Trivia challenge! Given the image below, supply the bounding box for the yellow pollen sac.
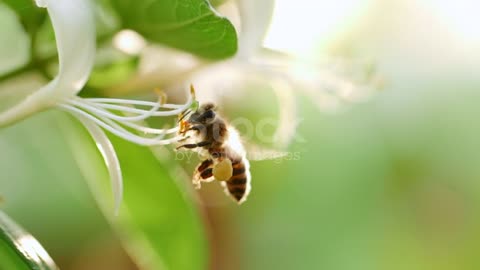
[213,159,233,181]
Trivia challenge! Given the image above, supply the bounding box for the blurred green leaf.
[3,0,46,34]
[60,113,209,270]
[88,55,139,89]
[111,0,237,59]
[0,210,58,270]
[0,4,30,75]
[0,111,112,256]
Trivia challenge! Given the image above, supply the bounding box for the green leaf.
[3,0,46,33]
[88,54,140,90]
[111,0,238,59]
[59,113,209,270]
[0,210,58,270]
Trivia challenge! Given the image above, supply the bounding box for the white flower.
[186,0,380,149]
[235,0,276,59]
[94,0,378,151]
[0,0,195,214]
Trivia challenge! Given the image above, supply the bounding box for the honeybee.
[177,101,251,204]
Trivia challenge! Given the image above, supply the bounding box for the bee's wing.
[244,142,289,161]
[227,125,288,161]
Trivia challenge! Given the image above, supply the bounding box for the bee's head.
[187,102,217,124]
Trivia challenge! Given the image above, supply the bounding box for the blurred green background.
[2,0,480,269]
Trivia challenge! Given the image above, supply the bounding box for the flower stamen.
[58,86,196,147]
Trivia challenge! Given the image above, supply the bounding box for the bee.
[177,101,251,204]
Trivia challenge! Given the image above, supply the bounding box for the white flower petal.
[74,113,123,216]
[0,0,95,127]
[236,0,276,58]
[38,0,95,96]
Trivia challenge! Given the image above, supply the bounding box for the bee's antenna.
[177,84,197,123]
[178,109,191,122]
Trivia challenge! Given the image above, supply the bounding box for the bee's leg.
[185,125,207,137]
[177,135,190,143]
[193,159,214,188]
[188,125,206,133]
[198,158,213,172]
[200,168,213,180]
[177,140,212,150]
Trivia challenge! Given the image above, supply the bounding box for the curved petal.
[73,113,123,215]
[37,0,96,96]
[236,0,276,58]
[0,0,95,127]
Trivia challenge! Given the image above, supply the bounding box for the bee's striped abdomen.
[225,159,250,203]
